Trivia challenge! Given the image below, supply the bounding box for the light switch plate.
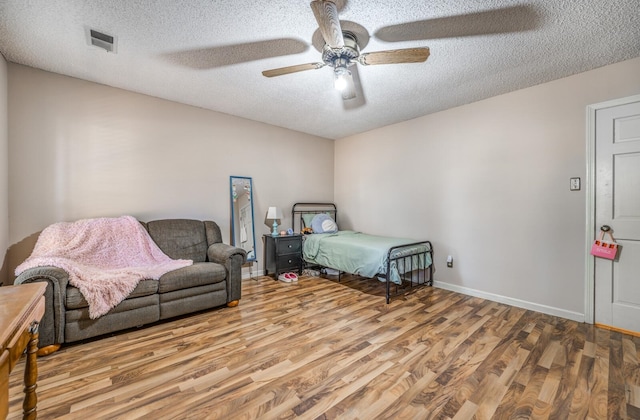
[570,177,581,191]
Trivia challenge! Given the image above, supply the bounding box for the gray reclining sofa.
[14,218,246,354]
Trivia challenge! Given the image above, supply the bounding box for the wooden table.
[0,283,47,420]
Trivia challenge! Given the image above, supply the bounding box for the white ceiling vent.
[86,28,117,53]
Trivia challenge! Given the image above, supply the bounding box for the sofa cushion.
[66,278,159,310]
[146,219,207,262]
[157,262,226,293]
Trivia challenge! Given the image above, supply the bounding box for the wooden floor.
[7,275,640,419]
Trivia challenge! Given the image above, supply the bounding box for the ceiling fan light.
[334,66,351,91]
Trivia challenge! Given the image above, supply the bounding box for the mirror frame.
[230,176,257,262]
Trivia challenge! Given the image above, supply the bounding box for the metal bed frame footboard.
[382,240,434,304]
[292,203,434,304]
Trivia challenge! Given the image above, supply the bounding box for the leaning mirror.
[230,176,256,262]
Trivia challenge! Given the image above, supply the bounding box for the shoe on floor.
[278,273,293,282]
[287,272,298,282]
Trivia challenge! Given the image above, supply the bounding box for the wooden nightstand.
[263,234,303,278]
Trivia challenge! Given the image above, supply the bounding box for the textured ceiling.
[0,0,639,139]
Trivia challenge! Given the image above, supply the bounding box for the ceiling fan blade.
[358,47,430,66]
[262,62,326,78]
[310,0,344,49]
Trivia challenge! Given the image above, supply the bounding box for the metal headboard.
[291,202,337,233]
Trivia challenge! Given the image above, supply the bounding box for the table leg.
[22,321,39,420]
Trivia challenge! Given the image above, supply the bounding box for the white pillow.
[311,213,338,233]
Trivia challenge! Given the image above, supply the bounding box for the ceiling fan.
[261,0,430,100]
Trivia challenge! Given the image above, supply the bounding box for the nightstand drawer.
[276,237,302,254]
[277,254,302,270]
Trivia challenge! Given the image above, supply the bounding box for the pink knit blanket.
[15,215,193,319]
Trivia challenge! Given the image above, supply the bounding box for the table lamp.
[265,206,283,237]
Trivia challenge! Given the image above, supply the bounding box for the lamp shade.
[264,206,283,227]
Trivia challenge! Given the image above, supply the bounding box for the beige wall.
[5,64,334,284]
[335,57,640,321]
[0,54,7,284]
[5,57,640,319]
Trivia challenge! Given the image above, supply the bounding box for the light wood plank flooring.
[7,275,640,419]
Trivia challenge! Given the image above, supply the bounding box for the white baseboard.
[433,281,585,323]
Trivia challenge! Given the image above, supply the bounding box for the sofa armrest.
[207,244,247,303]
[14,266,69,348]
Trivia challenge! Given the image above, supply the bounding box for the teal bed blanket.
[302,230,432,284]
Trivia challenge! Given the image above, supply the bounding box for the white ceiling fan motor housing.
[322,31,360,68]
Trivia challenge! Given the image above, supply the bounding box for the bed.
[292,203,434,303]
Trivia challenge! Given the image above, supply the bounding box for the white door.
[593,97,640,333]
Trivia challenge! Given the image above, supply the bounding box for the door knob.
[600,225,611,232]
